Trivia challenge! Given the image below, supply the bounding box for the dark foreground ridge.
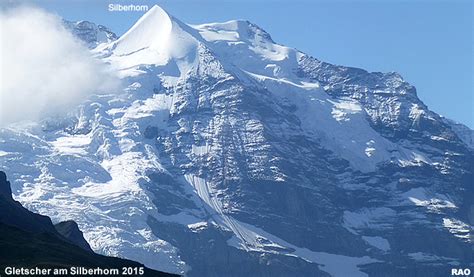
[0,171,178,277]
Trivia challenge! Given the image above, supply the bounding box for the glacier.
[0,5,473,277]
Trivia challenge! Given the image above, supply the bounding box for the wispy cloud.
[0,6,120,127]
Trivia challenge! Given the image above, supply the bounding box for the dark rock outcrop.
[0,171,12,199]
[55,220,94,252]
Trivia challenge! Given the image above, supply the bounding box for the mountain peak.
[112,5,173,55]
[104,4,199,71]
[148,4,169,16]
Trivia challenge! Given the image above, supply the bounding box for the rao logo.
[452,268,472,276]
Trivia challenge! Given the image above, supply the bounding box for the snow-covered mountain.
[1,5,472,276]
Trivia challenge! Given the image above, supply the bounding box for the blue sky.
[7,0,474,128]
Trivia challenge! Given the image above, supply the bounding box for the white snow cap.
[104,5,198,69]
[113,5,173,55]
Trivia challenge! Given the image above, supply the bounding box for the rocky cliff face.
[0,5,472,277]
